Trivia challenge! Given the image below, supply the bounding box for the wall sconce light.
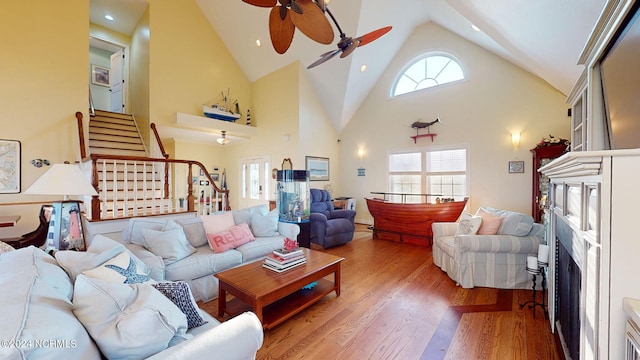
[511,132,521,150]
[358,147,365,161]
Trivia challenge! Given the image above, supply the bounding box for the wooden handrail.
[76,112,87,159]
[150,123,169,159]
[88,154,231,219]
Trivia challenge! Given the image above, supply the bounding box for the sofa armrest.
[147,312,264,360]
[329,209,356,222]
[432,222,458,239]
[277,222,301,240]
[455,234,543,254]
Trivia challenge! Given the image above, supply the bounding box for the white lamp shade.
[23,164,98,198]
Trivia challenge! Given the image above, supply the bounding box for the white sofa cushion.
[165,246,243,281]
[142,227,197,265]
[56,235,152,283]
[73,275,189,359]
[0,247,101,360]
[176,217,209,247]
[250,208,279,236]
[479,207,534,236]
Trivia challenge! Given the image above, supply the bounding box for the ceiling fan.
[242,0,333,54]
[242,0,391,68]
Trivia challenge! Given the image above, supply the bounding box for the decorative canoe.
[365,197,468,247]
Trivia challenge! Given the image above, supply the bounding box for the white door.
[239,156,272,209]
[109,49,124,113]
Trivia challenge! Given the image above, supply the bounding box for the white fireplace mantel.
[541,149,640,360]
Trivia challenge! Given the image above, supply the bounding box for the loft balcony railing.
[76,111,229,221]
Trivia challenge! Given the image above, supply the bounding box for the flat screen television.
[600,2,640,150]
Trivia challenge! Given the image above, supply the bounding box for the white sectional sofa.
[84,204,300,302]
[0,245,264,360]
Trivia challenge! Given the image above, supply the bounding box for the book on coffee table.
[273,247,304,258]
[263,257,307,273]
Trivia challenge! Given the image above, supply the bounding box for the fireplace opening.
[555,216,582,360]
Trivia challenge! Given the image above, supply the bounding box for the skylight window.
[391,53,465,97]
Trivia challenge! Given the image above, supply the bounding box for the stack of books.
[263,247,306,273]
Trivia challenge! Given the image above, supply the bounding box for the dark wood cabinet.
[531,144,567,223]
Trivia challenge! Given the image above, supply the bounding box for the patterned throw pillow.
[455,213,483,236]
[152,281,207,329]
[0,241,15,254]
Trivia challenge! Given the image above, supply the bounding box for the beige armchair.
[432,207,545,289]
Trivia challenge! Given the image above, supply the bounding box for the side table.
[297,220,310,248]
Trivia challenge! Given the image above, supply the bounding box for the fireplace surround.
[541,150,640,359]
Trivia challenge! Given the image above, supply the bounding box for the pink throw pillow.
[200,212,235,234]
[475,208,503,235]
[206,223,255,253]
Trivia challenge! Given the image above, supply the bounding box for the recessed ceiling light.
[471,24,480,32]
[105,14,114,21]
[256,39,262,47]
[360,65,367,72]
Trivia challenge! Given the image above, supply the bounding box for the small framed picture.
[508,160,525,174]
[306,156,329,181]
[91,64,110,87]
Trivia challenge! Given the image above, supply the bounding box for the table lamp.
[23,163,98,251]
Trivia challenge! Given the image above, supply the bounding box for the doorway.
[239,155,273,209]
[89,37,128,113]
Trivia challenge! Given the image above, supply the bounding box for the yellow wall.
[148,0,251,128]
[130,7,151,151]
[339,22,570,223]
[0,0,89,236]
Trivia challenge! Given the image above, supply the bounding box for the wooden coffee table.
[215,248,344,329]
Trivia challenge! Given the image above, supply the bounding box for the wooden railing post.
[76,112,87,159]
[187,164,195,212]
[90,157,100,220]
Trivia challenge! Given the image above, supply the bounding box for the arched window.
[391,53,465,96]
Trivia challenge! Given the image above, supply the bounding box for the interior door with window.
[239,156,271,209]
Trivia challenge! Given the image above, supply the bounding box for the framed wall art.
[508,160,525,174]
[306,156,329,181]
[91,64,110,87]
[0,139,21,193]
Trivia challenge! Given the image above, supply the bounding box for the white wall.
[338,22,570,224]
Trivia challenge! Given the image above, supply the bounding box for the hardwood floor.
[199,224,561,360]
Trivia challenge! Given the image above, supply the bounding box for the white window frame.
[387,145,469,203]
[390,51,466,98]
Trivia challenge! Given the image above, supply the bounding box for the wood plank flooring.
[199,224,561,360]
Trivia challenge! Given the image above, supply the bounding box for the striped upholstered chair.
[432,207,545,289]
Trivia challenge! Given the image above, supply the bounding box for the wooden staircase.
[89,109,147,157]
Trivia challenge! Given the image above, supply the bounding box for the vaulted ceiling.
[90,0,607,132]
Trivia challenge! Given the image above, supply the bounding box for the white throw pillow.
[73,275,189,359]
[82,251,151,284]
[142,227,197,265]
[55,235,127,282]
[250,208,279,237]
[123,218,168,245]
[455,213,483,236]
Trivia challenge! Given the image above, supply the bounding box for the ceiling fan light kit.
[242,0,391,68]
[217,130,231,145]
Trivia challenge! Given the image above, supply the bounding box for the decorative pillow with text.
[206,222,255,253]
[455,213,483,236]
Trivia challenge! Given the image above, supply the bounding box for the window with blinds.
[388,148,467,203]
